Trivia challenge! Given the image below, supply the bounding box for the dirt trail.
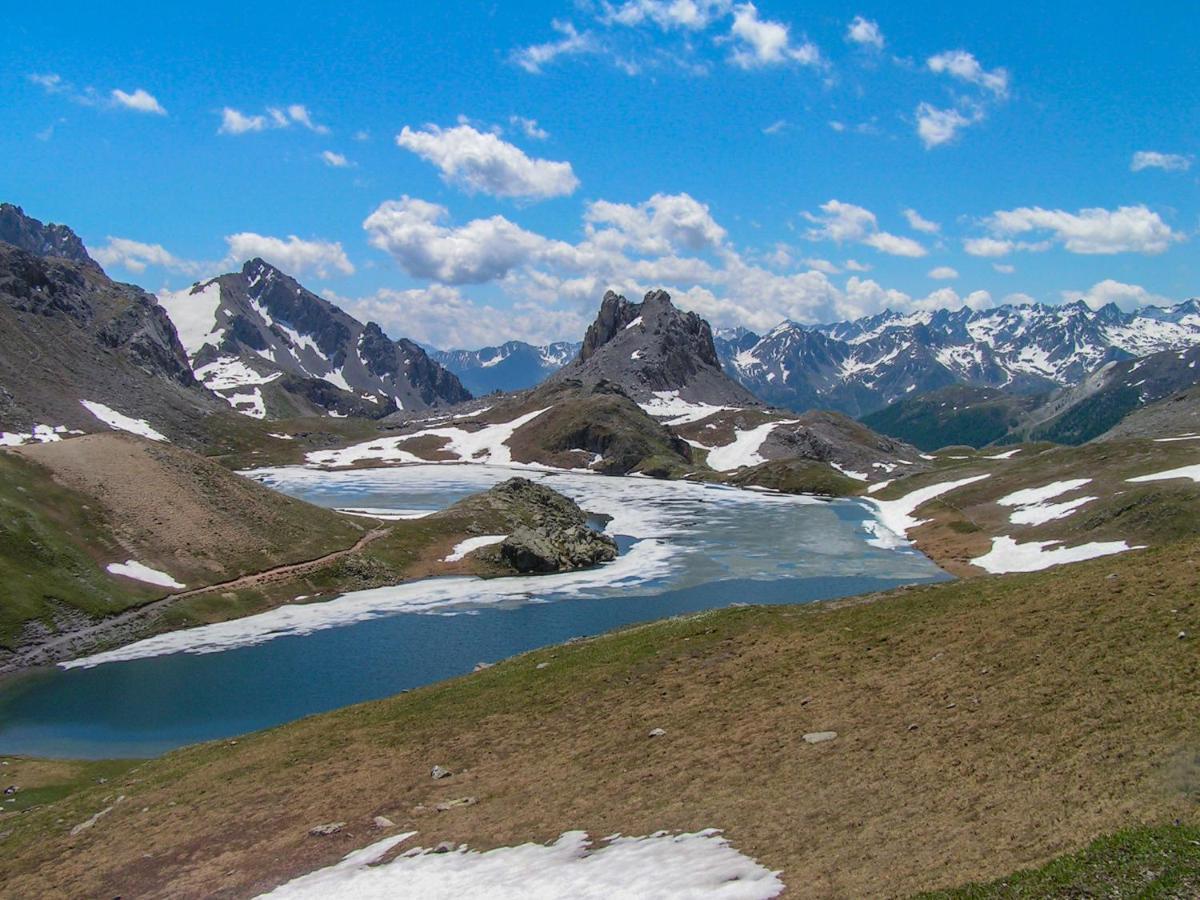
[0,527,390,675]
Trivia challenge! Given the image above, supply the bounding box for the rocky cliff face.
[0,203,99,270]
[158,259,471,419]
[554,289,759,407]
[0,209,221,446]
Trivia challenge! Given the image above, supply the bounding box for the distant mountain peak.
[715,298,1200,417]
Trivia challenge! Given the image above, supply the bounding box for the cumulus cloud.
[927,50,1009,97]
[986,204,1181,255]
[1065,279,1174,311]
[397,123,579,200]
[903,208,940,234]
[928,266,958,280]
[224,233,353,278]
[336,284,591,350]
[803,200,926,257]
[363,197,560,284]
[585,192,726,253]
[511,20,594,74]
[845,15,883,49]
[320,150,351,167]
[91,238,200,274]
[218,104,328,136]
[963,237,1014,257]
[728,3,819,69]
[915,102,980,148]
[1130,151,1192,173]
[111,88,166,115]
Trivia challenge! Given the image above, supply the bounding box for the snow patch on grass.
[443,534,507,562]
[997,478,1096,526]
[706,420,799,472]
[638,391,733,426]
[105,560,185,589]
[1128,464,1200,484]
[864,474,991,548]
[80,401,168,442]
[0,424,80,446]
[256,829,783,900]
[973,536,1141,574]
[306,409,551,468]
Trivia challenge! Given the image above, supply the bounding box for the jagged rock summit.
[159,258,471,419]
[554,289,759,407]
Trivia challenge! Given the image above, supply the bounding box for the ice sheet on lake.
[256,829,783,900]
[64,464,923,669]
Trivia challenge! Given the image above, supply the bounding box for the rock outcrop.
[553,289,759,407]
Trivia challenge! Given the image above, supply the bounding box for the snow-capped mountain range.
[714,300,1200,417]
[159,259,470,419]
[431,340,581,396]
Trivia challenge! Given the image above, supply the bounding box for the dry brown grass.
[2,538,1197,898]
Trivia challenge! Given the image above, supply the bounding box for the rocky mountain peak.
[0,203,99,270]
[557,289,758,406]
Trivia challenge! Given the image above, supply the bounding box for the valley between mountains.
[1,203,1199,897]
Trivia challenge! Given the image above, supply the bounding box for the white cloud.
[509,115,549,140]
[219,108,269,135]
[845,15,883,49]
[928,266,959,280]
[90,238,200,274]
[987,204,1181,255]
[963,237,1014,257]
[336,284,591,350]
[585,192,726,253]
[728,3,819,69]
[397,123,579,200]
[1065,279,1173,311]
[1130,151,1192,173]
[286,104,329,134]
[903,208,940,234]
[802,200,926,257]
[927,50,1009,97]
[224,233,354,278]
[843,259,870,272]
[218,104,328,135]
[762,119,787,135]
[915,102,979,148]
[364,197,557,284]
[321,150,351,167]
[512,20,594,74]
[862,232,927,257]
[802,257,840,275]
[993,263,1015,274]
[111,88,166,115]
[600,0,731,30]
[28,72,68,94]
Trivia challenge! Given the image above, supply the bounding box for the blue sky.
[2,0,1196,348]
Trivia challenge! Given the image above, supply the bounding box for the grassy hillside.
[861,385,1043,451]
[871,438,1200,576]
[0,434,364,652]
[2,539,1196,897]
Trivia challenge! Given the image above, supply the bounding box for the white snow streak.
[864,474,991,548]
[973,536,1140,574]
[443,534,507,562]
[256,829,783,900]
[705,420,798,471]
[105,560,185,589]
[79,401,168,442]
[1128,464,1200,484]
